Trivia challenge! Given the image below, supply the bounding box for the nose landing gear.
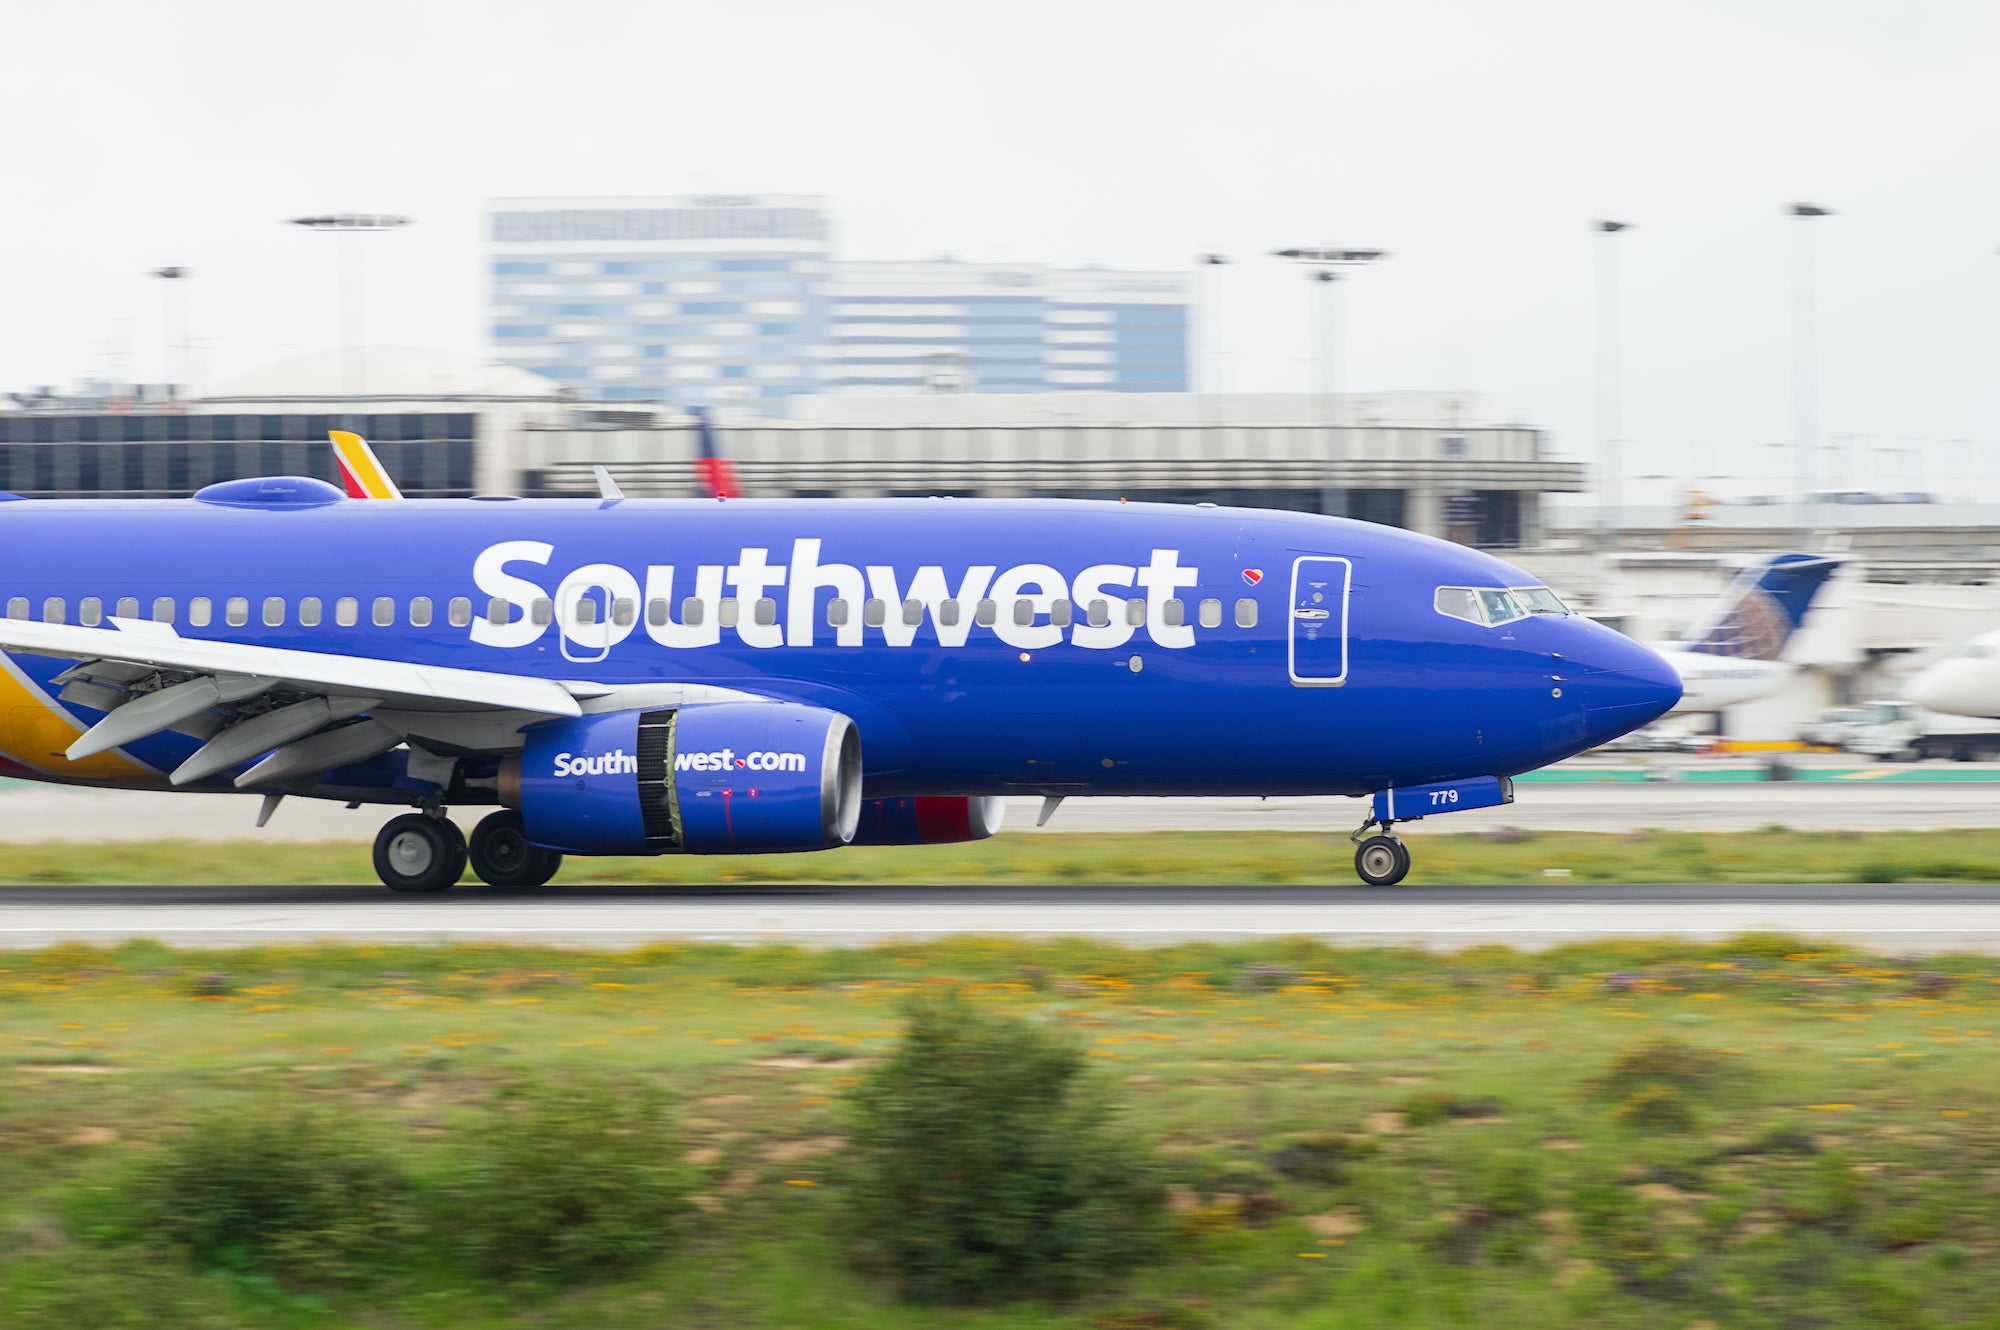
[1350,824,1411,887]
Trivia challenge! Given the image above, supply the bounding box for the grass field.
[3,935,1999,1327]
[6,826,2000,886]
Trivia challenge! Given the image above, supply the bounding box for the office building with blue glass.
[828,260,1188,396]
[487,197,1188,411]
[487,195,833,411]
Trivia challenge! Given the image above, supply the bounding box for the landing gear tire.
[469,810,563,888]
[374,813,466,893]
[1353,834,1411,887]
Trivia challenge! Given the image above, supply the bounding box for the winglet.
[591,465,625,501]
[329,431,403,500]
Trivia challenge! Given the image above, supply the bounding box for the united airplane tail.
[1679,552,1840,661]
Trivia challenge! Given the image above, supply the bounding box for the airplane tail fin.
[329,431,403,500]
[689,408,739,499]
[1683,552,1840,660]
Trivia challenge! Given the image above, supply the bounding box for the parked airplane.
[1906,630,2000,722]
[1655,553,1841,712]
[0,461,1679,889]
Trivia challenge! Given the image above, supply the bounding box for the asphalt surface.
[4,881,1999,951]
[5,779,2000,841]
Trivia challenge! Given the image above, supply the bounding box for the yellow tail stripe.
[329,431,400,500]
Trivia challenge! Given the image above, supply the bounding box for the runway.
[3,773,2000,843]
[3,881,1999,952]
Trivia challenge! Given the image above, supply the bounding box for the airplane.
[1653,553,1841,713]
[0,452,1681,890]
[1906,629,2000,720]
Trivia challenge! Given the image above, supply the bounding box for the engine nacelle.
[850,796,1008,846]
[511,702,862,855]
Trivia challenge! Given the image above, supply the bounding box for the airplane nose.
[1576,630,1683,746]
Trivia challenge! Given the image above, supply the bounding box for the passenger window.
[679,597,703,625]
[755,598,778,626]
[1087,599,1110,629]
[975,599,998,627]
[410,597,433,627]
[4,598,23,620]
[301,597,323,627]
[939,598,961,627]
[336,597,359,627]
[263,596,285,627]
[116,597,138,619]
[573,598,597,626]
[152,597,174,625]
[42,598,64,624]
[1125,598,1146,626]
[1199,598,1222,629]
[1051,598,1073,628]
[1433,587,1482,626]
[717,598,740,627]
[190,597,212,627]
[448,596,472,628]
[863,598,886,628]
[80,597,102,627]
[901,598,923,627]
[1235,598,1258,628]
[225,597,248,627]
[1163,598,1185,627]
[373,597,394,627]
[611,597,636,627]
[530,598,552,626]
[648,597,669,627]
[827,598,849,627]
[488,597,511,627]
[1013,599,1034,627]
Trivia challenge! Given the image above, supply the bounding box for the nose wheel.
[1352,828,1411,887]
[374,813,467,893]
[469,810,564,888]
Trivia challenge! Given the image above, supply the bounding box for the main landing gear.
[371,810,563,892]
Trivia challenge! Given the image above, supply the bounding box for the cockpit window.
[1434,587,1483,625]
[1477,589,1528,625]
[1435,586,1532,627]
[1511,586,1571,616]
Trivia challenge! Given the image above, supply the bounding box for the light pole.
[1594,220,1630,546]
[150,266,190,396]
[1789,203,1833,546]
[1194,253,1230,394]
[1273,247,1388,519]
[287,213,412,399]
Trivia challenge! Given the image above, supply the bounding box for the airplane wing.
[330,430,403,499]
[0,617,581,789]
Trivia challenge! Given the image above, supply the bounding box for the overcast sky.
[4,0,1997,494]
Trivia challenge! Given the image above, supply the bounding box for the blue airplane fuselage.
[0,494,1679,800]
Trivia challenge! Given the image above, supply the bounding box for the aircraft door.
[1288,556,1351,686]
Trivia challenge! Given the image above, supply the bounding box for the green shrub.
[1587,1038,1747,1131]
[846,993,1165,1304]
[127,1105,416,1286]
[436,1074,687,1284]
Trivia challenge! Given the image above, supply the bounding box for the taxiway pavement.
[1,881,1996,952]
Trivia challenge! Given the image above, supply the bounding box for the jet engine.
[850,795,1008,845]
[506,702,862,855]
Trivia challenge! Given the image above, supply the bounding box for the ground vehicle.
[1839,702,2000,762]
[1797,705,1873,749]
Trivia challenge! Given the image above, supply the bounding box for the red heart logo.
[1241,569,1264,586]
